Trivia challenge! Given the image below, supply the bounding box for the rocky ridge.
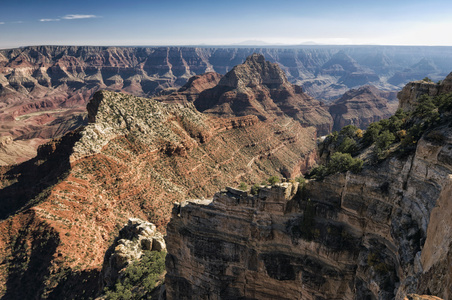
[0,84,318,298]
[329,85,398,131]
[2,45,450,164]
[165,78,452,299]
[192,54,333,135]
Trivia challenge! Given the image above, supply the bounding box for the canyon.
[0,50,451,299]
[0,56,324,299]
[1,45,451,164]
[165,75,452,299]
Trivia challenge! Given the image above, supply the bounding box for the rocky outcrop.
[156,72,223,104]
[398,72,452,111]
[165,79,452,299]
[0,87,318,298]
[101,218,165,288]
[329,85,397,131]
[166,122,452,299]
[193,54,333,135]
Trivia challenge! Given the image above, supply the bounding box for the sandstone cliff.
[166,124,452,299]
[165,78,452,299]
[398,72,452,111]
[0,88,317,298]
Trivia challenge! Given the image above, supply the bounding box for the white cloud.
[39,18,61,22]
[12,21,23,24]
[0,22,4,25]
[62,14,99,20]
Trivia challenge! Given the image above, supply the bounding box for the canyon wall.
[1,45,451,164]
[0,87,318,298]
[165,76,452,299]
[165,124,452,299]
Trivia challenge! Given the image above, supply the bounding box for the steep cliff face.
[193,54,333,135]
[165,79,452,299]
[165,126,452,299]
[0,88,318,298]
[398,72,452,111]
[329,85,397,131]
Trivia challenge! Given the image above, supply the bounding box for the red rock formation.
[2,46,450,164]
[0,90,317,298]
[193,54,333,135]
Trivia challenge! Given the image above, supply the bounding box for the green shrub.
[268,176,280,185]
[328,152,363,174]
[104,250,166,300]
[307,152,363,180]
[336,136,358,154]
[375,130,395,151]
[250,184,260,195]
[238,182,248,191]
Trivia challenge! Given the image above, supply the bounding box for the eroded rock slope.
[2,45,451,164]
[0,87,317,298]
[165,79,452,299]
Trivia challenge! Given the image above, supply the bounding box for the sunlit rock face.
[165,77,452,300]
[2,45,451,163]
[0,87,318,298]
[166,125,452,299]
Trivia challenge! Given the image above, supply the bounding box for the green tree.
[238,182,248,191]
[104,251,166,300]
[336,136,358,154]
[250,184,260,195]
[375,130,396,150]
[327,152,363,174]
[363,122,382,146]
[339,125,359,138]
[268,175,280,185]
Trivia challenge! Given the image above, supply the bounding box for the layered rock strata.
[329,85,397,131]
[2,45,450,164]
[398,72,452,111]
[0,89,317,298]
[166,123,452,299]
[165,79,452,299]
[193,54,333,135]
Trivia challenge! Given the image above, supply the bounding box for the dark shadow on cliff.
[46,269,101,300]
[2,217,60,300]
[0,129,83,220]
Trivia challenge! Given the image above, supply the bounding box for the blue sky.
[0,0,451,48]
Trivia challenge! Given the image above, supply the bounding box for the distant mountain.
[1,45,452,163]
[193,54,332,134]
[329,85,396,131]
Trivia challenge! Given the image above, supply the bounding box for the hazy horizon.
[1,0,451,49]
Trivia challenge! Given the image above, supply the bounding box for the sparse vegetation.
[268,175,280,185]
[104,250,166,300]
[308,91,452,180]
[250,184,260,195]
[238,182,248,191]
